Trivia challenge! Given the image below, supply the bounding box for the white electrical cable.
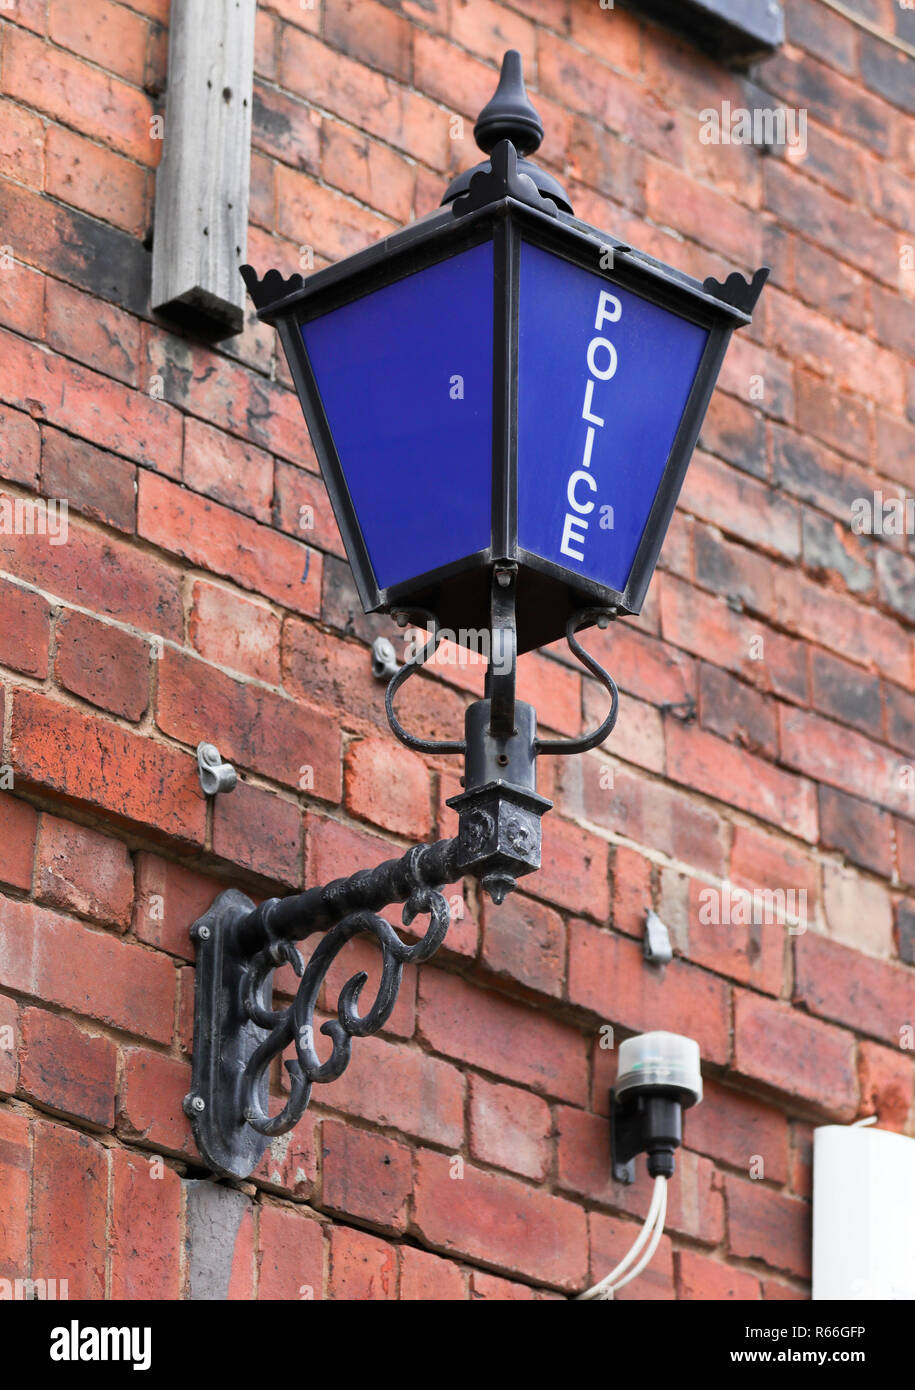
[575,1175,668,1301]
[609,1179,668,1294]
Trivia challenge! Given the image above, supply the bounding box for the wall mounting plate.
[185,889,272,1179]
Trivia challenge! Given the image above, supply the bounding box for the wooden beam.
[151,0,256,337]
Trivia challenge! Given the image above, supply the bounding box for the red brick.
[280,29,449,170]
[685,877,786,996]
[400,1245,466,1301]
[0,793,38,893]
[35,812,134,928]
[110,1147,182,1299]
[182,415,274,525]
[32,1119,107,1298]
[763,1278,808,1299]
[781,705,909,818]
[189,579,282,684]
[0,405,41,487]
[0,329,181,476]
[668,718,818,843]
[698,663,778,758]
[899,818,915,889]
[0,995,17,1096]
[273,459,344,559]
[611,845,654,938]
[276,164,396,262]
[587,1211,675,1300]
[0,493,183,643]
[32,904,176,1042]
[321,118,416,222]
[857,1041,913,1132]
[118,1046,194,1156]
[257,1204,325,1300]
[0,581,50,679]
[321,1118,412,1232]
[414,1148,588,1291]
[726,1175,811,1280]
[0,96,44,188]
[527,815,610,920]
[734,989,857,1118]
[45,276,141,386]
[325,1031,465,1148]
[419,968,588,1104]
[470,1269,552,1299]
[775,569,911,688]
[795,932,915,1049]
[345,736,432,840]
[54,610,150,721]
[133,853,224,960]
[568,922,731,1065]
[158,648,341,801]
[138,471,322,619]
[11,689,205,843]
[0,1108,30,1278]
[681,452,801,560]
[730,823,821,914]
[822,861,893,957]
[480,891,565,998]
[571,758,728,877]
[328,1224,396,1300]
[676,1249,760,1301]
[40,427,137,532]
[469,1075,552,1181]
[3,25,155,164]
[685,1078,789,1184]
[45,123,148,237]
[213,781,302,887]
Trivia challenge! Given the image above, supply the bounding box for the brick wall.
[0,0,913,1301]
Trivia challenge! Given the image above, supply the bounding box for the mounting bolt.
[197,741,237,797]
[184,1093,206,1115]
[197,924,211,941]
[371,635,400,681]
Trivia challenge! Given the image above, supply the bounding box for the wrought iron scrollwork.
[239,886,450,1139]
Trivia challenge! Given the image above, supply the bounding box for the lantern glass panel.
[516,241,709,595]
[301,240,495,592]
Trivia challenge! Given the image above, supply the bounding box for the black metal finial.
[474,50,544,157]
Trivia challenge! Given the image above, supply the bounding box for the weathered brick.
[795,932,915,1049]
[419,967,589,1104]
[11,689,205,843]
[400,1245,466,1300]
[45,277,141,387]
[734,989,857,1118]
[823,861,893,957]
[213,780,302,886]
[780,705,910,817]
[0,1108,30,1278]
[0,581,50,679]
[344,735,432,841]
[157,647,341,801]
[698,662,777,758]
[189,579,282,685]
[327,1224,396,1300]
[685,877,785,996]
[32,1119,107,1298]
[0,995,17,1096]
[55,610,150,722]
[40,426,138,531]
[726,1175,811,1280]
[480,890,565,997]
[119,1046,194,1156]
[139,471,322,619]
[321,1118,412,1232]
[685,1078,789,1184]
[0,405,41,487]
[0,794,38,893]
[183,415,274,525]
[414,1147,587,1291]
[469,1075,552,1181]
[257,1203,324,1300]
[568,920,731,1065]
[676,1249,760,1300]
[36,812,134,928]
[818,785,894,880]
[325,1030,465,1148]
[110,1148,182,1299]
[33,903,176,1042]
[133,853,224,960]
[858,1040,913,1132]
[46,123,148,237]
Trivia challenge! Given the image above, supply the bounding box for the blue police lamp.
[181,52,766,1181]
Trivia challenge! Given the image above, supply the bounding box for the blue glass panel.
[303,243,494,592]
[517,242,708,595]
